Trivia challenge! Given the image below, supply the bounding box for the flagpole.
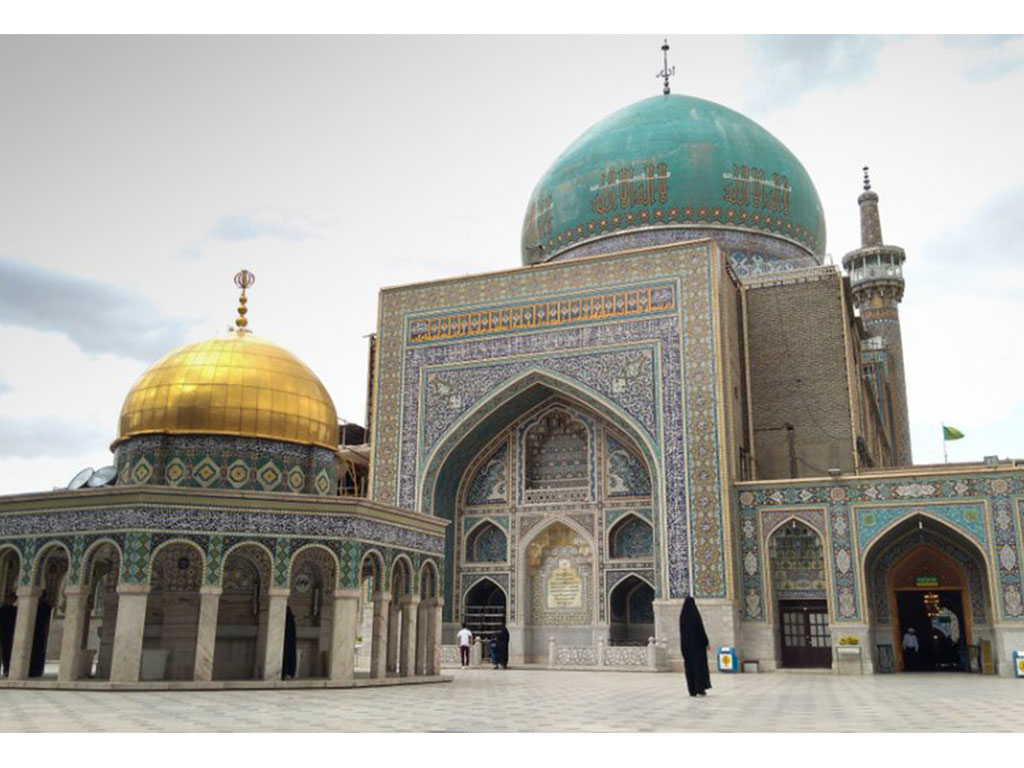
[942,423,948,464]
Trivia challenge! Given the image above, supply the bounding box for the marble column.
[328,588,359,681]
[415,600,429,675]
[399,595,419,677]
[8,586,41,680]
[192,586,223,682]
[423,598,443,676]
[109,583,151,683]
[369,591,390,679]
[386,598,401,674]
[260,587,289,681]
[58,585,90,681]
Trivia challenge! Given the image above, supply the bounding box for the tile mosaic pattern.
[114,435,338,496]
[606,435,652,497]
[737,470,1024,624]
[868,528,987,625]
[377,243,734,603]
[465,443,508,506]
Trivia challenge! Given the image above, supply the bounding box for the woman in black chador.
[679,596,711,696]
[281,605,297,680]
[494,622,510,670]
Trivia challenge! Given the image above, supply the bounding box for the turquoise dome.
[522,94,826,265]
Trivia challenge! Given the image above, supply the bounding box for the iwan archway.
[864,515,993,674]
[422,371,660,664]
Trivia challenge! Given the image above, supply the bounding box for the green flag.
[943,425,965,441]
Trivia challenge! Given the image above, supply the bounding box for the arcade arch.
[864,515,992,673]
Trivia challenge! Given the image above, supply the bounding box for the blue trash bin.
[717,646,738,673]
[1014,650,1024,678]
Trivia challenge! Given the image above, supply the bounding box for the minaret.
[842,168,912,465]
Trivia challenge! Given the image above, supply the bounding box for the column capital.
[268,586,291,598]
[332,588,361,601]
[373,590,391,602]
[15,585,42,599]
[63,584,91,597]
[116,582,151,596]
[199,586,224,597]
[400,594,421,607]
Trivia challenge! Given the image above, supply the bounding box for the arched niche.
[145,541,204,680]
[288,545,338,679]
[463,578,507,639]
[213,544,272,680]
[82,540,122,680]
[608,515,654,559]
[522,407,591,504]
[767,520,831,670]
[608,574,654,645]
[466,521,507,563]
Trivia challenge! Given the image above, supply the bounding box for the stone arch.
[607,514,654,559]
[31,540,71,590]
[81,539,123,680]
[0,545,22,598]
[213,543,273,680]
[360,549,386,593]
[390,555,414,598]
[465,520,508,563]
[863,514,993,673]
[419,559,440,600]
[287,544,338,679]
[144,539,204,680]
[607,572,655,645]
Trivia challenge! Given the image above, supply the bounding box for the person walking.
[679,595,711,697]
[456,622,473,669]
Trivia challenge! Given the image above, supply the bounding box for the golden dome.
[113,332,339,451]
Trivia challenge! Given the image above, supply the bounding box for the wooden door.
[780,600,832,668]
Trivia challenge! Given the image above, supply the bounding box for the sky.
[1,33,1022,495]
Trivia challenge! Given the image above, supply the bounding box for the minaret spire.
[841,170,912,466]
[657,39,675,95]
[233,269,255,334]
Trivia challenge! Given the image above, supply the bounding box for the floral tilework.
[606,436,652,497]
[466,443,508,505]
[856,504,987,552]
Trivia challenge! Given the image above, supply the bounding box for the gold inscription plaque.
[547,559,583,609]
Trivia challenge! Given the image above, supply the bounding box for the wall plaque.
[547,559,583,609]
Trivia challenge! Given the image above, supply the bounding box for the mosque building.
[1,53,1023,685]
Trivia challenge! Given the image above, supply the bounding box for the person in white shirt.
[902,627,919,671]
[456,623,474,668]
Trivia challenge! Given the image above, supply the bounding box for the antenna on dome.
[233,269,255,334]
[657,39,674,95]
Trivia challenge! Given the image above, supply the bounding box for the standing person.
[902,626,919,671]
[282,605,297,679]
[679,595,711,697]
[0,593,16,677]
[494,621,510,670]
[29,591,52,678]
[456,622,473,669]
[489,636,498,668]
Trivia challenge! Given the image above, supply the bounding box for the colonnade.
[4,582,443,683]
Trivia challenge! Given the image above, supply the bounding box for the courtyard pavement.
[0,667,1020,732]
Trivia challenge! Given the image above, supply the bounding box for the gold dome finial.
[233,269,255,333]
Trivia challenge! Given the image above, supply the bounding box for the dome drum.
[113,434,339,495]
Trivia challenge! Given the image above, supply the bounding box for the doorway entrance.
[779,599,832,668]
[463,579,506,645]
[896,590,967,672]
